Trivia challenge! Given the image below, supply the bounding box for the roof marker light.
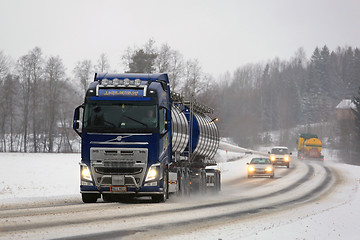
[113,78,120,86]
[124,78,130,86]
[102,79,109,86]
[135,79,141,86]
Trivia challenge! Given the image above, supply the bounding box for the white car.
[268,146,292,168]
[247,158,274,178]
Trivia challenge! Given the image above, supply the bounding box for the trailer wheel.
[215,171,221,192]
[185,169,191,196]
[179,169,184,196]
[82,193,99,203]
[201,170,207,194]
[217,171,221,191]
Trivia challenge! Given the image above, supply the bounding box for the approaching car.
[268,146,292,168]
[247,158,274,178]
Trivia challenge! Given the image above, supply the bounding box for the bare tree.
[155,43,171,72]
[0,51,11,151]
[0,51,10,79]
[94,53,110,73]
[182,59,203,98]
[44,56,66,152]
[28,47,44,152]
[73,60,92,95]
[168,50,184,92]
[17,54,31,152]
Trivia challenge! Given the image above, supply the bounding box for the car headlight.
[145,164,160,182]
[248,166,255,172]
[81,165,92,181]
[265,167,273,172]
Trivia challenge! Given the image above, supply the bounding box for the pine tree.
[128,49,157,73]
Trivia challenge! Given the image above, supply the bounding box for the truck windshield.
[83,101,158,133]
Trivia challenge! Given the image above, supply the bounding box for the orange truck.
[297,133,324,160]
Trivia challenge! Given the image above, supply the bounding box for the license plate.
[110,186,127,192]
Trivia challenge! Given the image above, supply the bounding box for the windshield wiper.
[123,115,148,128]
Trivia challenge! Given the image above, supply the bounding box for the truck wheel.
[82,193,98,203]
[102,194,113,202]
[152,169,168,203]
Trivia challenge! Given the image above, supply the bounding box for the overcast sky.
[1,0,359,78]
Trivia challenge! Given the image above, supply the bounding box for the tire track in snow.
[57,164,333,240]
[0,161,313,235]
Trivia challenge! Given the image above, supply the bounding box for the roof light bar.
[98,78,146,88]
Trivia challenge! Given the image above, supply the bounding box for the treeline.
[0,47,80,152]
[0,40,213,152]
[204,46,360,152]
[0,41,359,154]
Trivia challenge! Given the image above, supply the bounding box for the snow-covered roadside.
[167,160,360,240]
[0,149,250,204]
[0,152,81,204]
[1,147,360,240]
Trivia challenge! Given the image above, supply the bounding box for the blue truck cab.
[73,73,172,203]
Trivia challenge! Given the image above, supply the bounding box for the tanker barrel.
[171,105,189,153]
[171,102,219,160]
[185,110,219,160]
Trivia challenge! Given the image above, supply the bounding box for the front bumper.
[80,185,164,196]
[272,159,289,166]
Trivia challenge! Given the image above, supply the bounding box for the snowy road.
[0,153,350,240]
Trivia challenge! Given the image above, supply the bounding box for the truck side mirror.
[73,105,84,136]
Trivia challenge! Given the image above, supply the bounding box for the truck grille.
[95,167,143,175]
[90,147,148,188]
[96,177,140,185]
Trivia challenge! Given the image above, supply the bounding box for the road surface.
[0,157,337,240]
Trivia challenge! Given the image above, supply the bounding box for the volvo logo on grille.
[108,135,131,142]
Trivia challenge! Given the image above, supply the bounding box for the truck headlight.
[145,164,160,182]
[284,156,289,162]
[81,165,92,181]
[270,155,276,161]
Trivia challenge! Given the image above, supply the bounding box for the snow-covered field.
[0,153,80,204]
[1,146,360,239]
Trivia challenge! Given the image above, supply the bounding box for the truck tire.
[215,171,221,192]
[180,169,186,196]
[152,168,168,203]
[201,170,207,194]
[102,194,113,202]
[82,193,98,203]
[185,169,191,196]
[217,171,221,191]
[175,169,182,196]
